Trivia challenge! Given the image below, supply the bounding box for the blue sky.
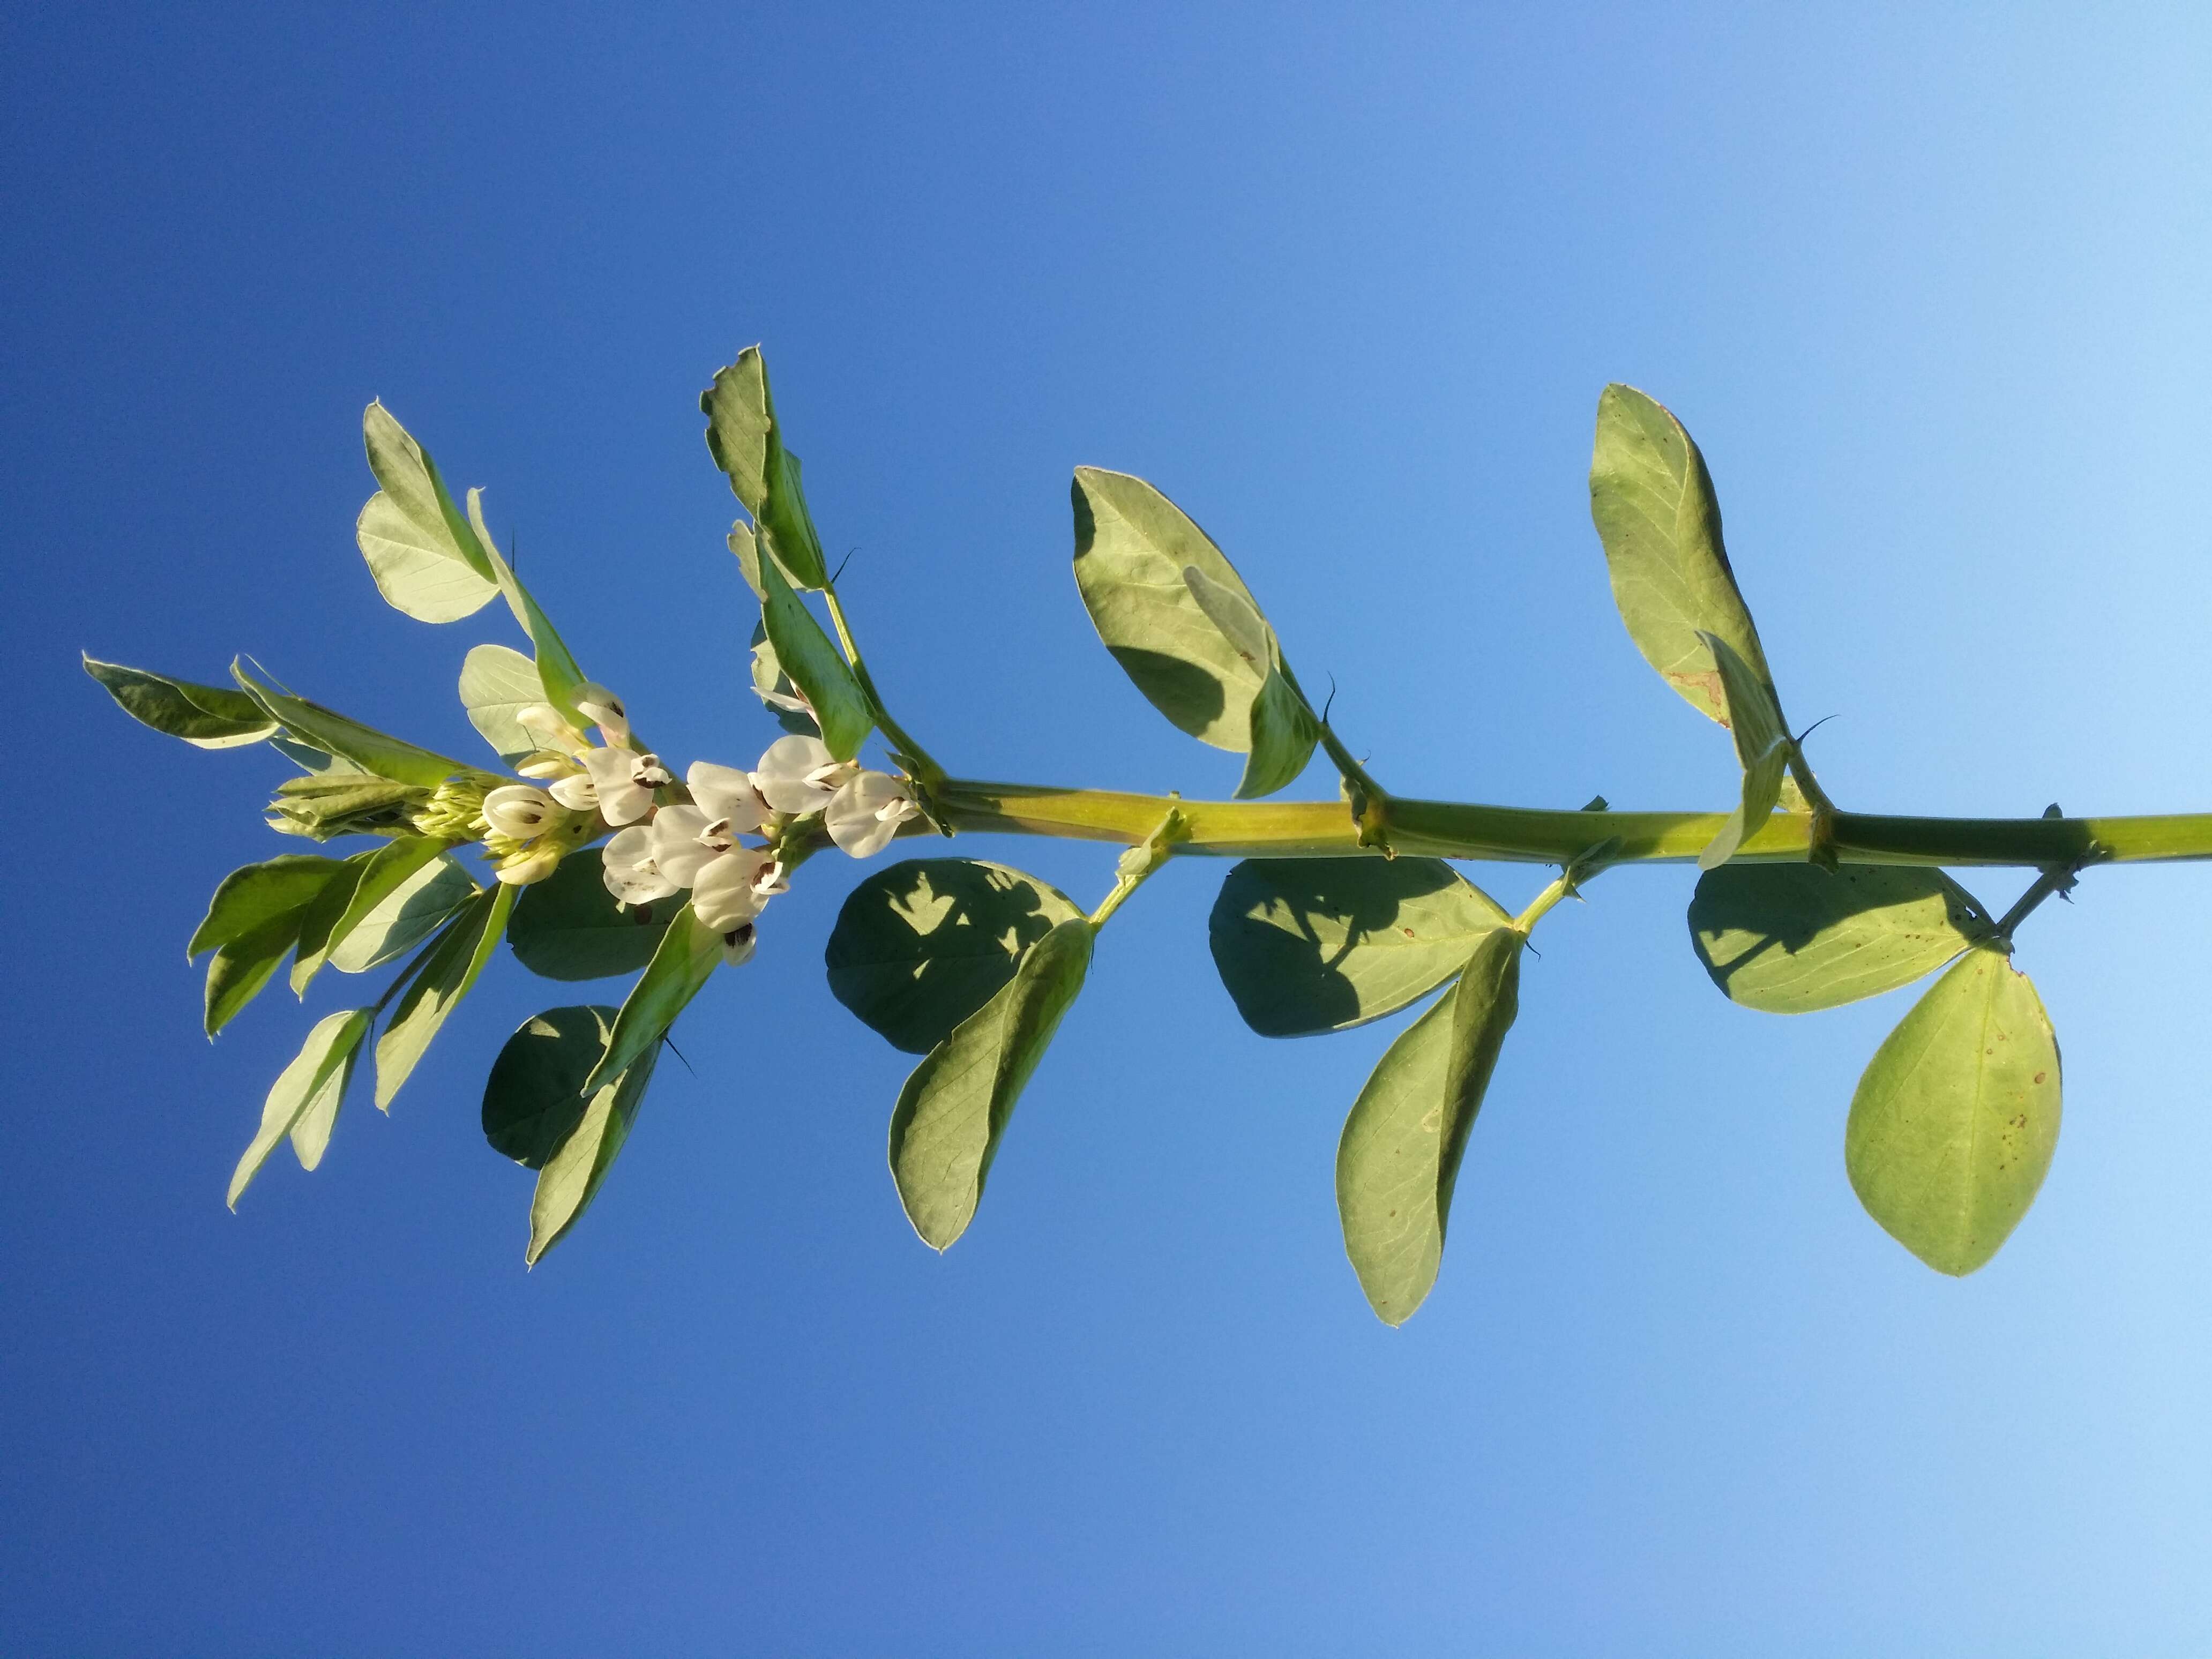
[9,4,2212,1651]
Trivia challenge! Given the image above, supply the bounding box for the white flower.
[646,804,736,888]
[718,921,758,967]
[554,744,671,825]
[482,783,565,841]
[825,770,921,858]
[515,703,591,758]
[685,761,769,833]
[495,845,562,886]
[750,734,855,815]
[573,682,632,747]
[692,846,784,932]
[514,750,581,781]
[601,824,678,905]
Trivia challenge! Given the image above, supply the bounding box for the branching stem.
[922,780,2193,869]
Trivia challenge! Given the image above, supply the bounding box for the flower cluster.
[474,684,922,965]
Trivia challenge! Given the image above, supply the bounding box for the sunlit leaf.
[827,858,1085,1053]
[1209,857,1511,1037]
[1588,384,1773,724]
[227,1007,373,1209]
[327,847,479,974]
[191,856,357,1036]
[887,918,1094,1250]
[526,1015,659,1267]
[509,854,675,981]
[701,346,829,589]
[1336,927,1522,1325]
[372,885,512,1110]
[289,849,377,993]
[357,400,501,622]
[230,660,474,788]
[757,535,871,761]
[582,904,722,1095]
[458,643,548,764]
[1235,666,1320,799]
[83,655,275,749]
[1070,467,1269,752]
[1846,945,2061,1275]
[1696,631,1790,871]
[1690,863,1996,1012]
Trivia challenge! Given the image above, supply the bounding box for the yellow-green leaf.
[1588,384,1773,724]
[887,918,1094,1250]
[1846,946,2062,1275]
[1335,928,1522,1325]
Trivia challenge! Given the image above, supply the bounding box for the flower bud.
[482,784,565,840]
[494,845,563,886]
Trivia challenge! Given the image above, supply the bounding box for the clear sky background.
[8,4,2212,1652]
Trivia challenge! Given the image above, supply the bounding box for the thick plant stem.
[1087,805,1190,927]
[927,779,2212,869]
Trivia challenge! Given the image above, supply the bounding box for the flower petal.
[719,922,758,967]
[751,734,841,813]
[687,761,769,832]
[572,682,631,746]
[692,852,772,932]
[649,805,716,887]
[826,771,918,858]
[483,783,562,840]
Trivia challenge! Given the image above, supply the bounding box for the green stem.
[922,779,2199,869]
[818,582,947,790]
[1996,863,2082,941]
[1087,805,1190,927]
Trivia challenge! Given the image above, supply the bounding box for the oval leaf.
[230,660,473,788]
[328,848,479,974]
[528,1024,659,1267]
[289,850,377,993]
[1845,946,2061,1275]
[826,858,1085,1053]
[887,917,1094,1250]
[459,643,548,764]
[1697,630,1791,871]
[372,885,512,1110]
[357,401,500,622]
[1691,863,1996,1013]
[1234,666,1320,800]
[701,347,829,589]
[1071,467,1268,752]
[1588,384,1774,725]
[83,655,275,749]
[227,1007,373,1209]
[483,1004,620,1169]
[757,536,872,761]
[510,854,676,981]
[582,904,722,1095]
[1209,857,1512,1037]
[1336,927,1523,1325]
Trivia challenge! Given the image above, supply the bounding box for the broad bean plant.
[92,352,2150,1322]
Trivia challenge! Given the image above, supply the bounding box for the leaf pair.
[483,1005,660,1265]
[1690,861,2060,1275]
[479,905,723,1264]
[356,402,591,731]
[1071,469,1319,799]
[1210,857,1525,1324]
[223,875,514,1207]
[704,349,874,763]
[1588,386,1796,866]
[191,841,480,1034]
[827,860,1096,1249]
